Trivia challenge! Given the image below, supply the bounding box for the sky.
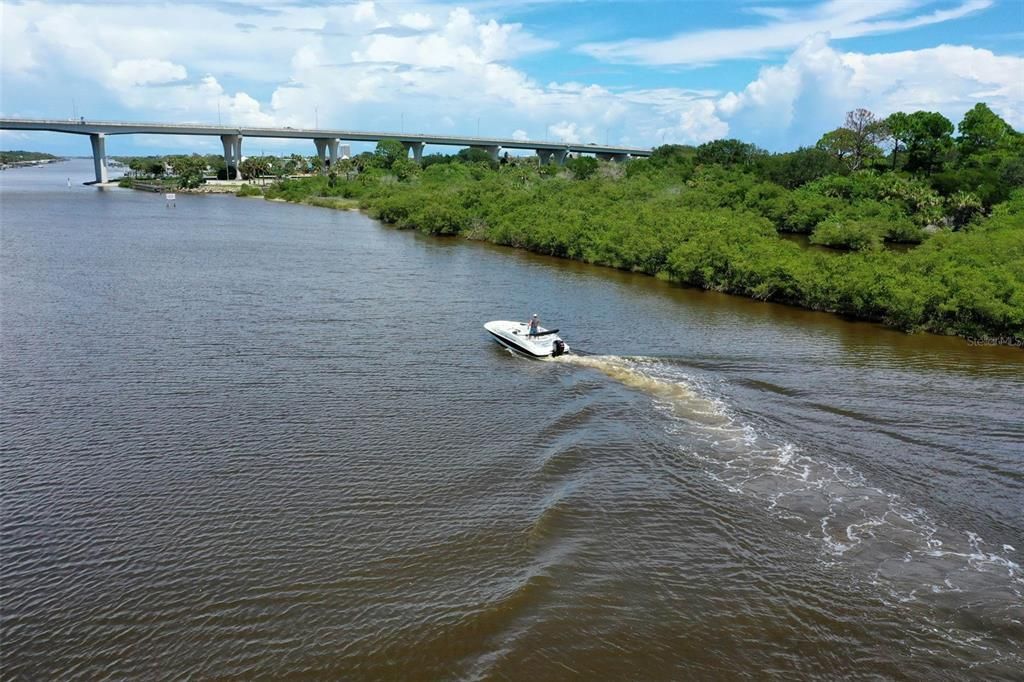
[1,0,1022,158]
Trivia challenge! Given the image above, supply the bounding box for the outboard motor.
[552,339,566,357]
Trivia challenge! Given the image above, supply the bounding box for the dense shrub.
[255,139,1024,344]
[810,217,884,250]
[235,184,263,197]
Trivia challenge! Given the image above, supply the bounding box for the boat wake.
[555,353,1023,657]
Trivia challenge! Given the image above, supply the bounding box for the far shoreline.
[231,187,1023,351]
[0,157,66,171]
[63,149,1024,351]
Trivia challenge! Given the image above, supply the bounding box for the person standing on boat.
[528,313,540,337]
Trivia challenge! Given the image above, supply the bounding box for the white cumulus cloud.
[715,35,1024,147]
[657,100,730,145]
[400,12,433,31]
[549,121,595,144]
[110,59,187,88]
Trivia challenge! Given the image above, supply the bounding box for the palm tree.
[289,153,307,175]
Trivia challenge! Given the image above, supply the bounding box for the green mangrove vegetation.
[260,104,1024,344]
[235,183,264,197]
[1,150,60,167]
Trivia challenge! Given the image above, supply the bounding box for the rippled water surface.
[2,161,1022,679]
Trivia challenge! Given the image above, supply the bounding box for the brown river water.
[2,160,1022,679]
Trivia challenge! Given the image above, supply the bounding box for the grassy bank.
[0,150,60,164]
[260,140,1023,345]
[305,196,359,210]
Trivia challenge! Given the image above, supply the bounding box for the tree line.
[115,152,354,188]
[1,150,60,167]
[136,102,1024,343]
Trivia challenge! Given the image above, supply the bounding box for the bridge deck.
[0,118,651,157]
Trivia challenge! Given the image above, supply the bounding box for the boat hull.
[484,320,568,358]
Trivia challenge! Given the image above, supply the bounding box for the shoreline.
[119,177,306,195]
[0,157,65,171]
[76,168,1021,350]
[122,180,251,194]
[254,192,1022,349]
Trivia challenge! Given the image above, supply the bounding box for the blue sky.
[1,0,1021,157]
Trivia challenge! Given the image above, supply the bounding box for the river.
[2,160,1022,679]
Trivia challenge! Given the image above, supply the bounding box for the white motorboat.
[484,320,569,358]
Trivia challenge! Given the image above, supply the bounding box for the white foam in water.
[557,354,1023,637]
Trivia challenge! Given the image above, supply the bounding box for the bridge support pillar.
[597,152,630,163]
[472,145,500,162]
[220,134,242,179]
[89,133,108,184]
[536,149,567,165]
[313,138,328,173]
[402,141,425,163]
[328,139,341,170]
[314,138,343,172]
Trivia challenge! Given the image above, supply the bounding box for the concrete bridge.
[0,118,653,184]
